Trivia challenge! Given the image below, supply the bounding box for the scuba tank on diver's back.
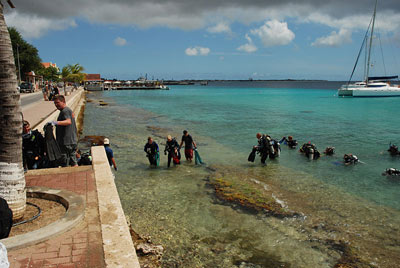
[300,142,320,160]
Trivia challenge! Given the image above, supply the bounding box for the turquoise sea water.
[82,81,400,267]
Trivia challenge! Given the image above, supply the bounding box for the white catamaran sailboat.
[338,0,400,97]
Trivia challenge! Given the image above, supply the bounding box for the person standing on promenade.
[179,130,196,162]
[51,95,78,167]
[144,136,159,166]
[42,82,48,101]
[104,138,117,170]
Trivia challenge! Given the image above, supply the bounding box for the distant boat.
[338,0,400,97]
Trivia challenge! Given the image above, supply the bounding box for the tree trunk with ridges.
[0,2,26,220]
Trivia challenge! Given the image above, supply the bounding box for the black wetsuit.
[144,142,159,166]
[300,143,320,159]
[279,137,297,149]
[255,135,270,164]
[23,130,45,170]
[164,139,180,167]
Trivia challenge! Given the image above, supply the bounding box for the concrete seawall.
[91,146,140,268]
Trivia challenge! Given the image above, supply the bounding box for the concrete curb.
[91,146,140,268]
[1,187,85,251]
[20,91,42,100]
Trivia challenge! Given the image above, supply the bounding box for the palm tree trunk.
[0,2,26,220]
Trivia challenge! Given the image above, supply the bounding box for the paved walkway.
[8,89,106,267]
[21,88,82,129]
[7,167,106,268]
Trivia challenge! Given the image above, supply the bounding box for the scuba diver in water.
[300,142,320,160]
[324,146,335,155]
[249,133,273,165]
[382,168,400,176]
[144,136,159,166]
[388,144,400,156]
[268,137,281,159]
[343,154,359,165]
[279,136,298,149]
[164,135,181,167]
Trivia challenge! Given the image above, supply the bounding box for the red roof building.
[85,74,102,81]
[41,62,58,69]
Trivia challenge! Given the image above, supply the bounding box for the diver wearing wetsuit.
[144,137,159,166]
[279,136,298,149]
[268,138,281,159]
[23,121,45,170]
[344,154,358,165]
[164,135,180,167]
[254,133,270,164]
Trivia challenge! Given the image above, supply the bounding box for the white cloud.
[4,0,400,43]
[312,28,352,47]
[114,37,127,46]
[185,46,210,56]
[199,47,210,55]
[207,22,232,34]
[4,11,76,39]
[185,47,198,56]
[251,20,295,47]
[237,34,257,53]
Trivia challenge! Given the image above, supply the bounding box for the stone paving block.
[28,259,44,268]
[44,256,71,265]
[59,244,72,257]
[74,262,87,268]
[72,238,86,244]
[72,249,86,256]
[74,233,88,239]
[45,243,61,253]
[58,263,76,268]
[31,252,58,260]
[72,254,86,263]
[60,237,73,245]
[10,257,29,268]
[72,243,87,250]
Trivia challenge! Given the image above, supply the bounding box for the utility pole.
[16,43,21,84]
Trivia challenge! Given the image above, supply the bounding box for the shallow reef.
[207,173,296,218]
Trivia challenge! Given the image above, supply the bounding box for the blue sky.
[4,0,400,80]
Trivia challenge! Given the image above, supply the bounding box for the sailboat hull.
[338,85,400,97]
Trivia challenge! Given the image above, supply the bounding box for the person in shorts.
[179,130,196,162]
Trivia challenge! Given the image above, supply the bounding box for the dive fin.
[248,150,256,162]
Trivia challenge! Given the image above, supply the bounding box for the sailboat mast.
[366,0,378,85]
